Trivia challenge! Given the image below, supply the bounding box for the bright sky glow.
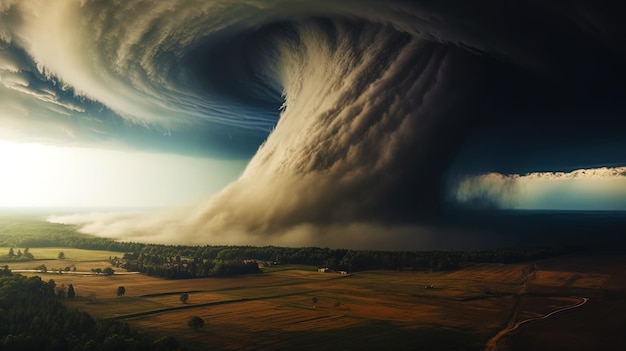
[453,168,626,211]
[0,141,246,208]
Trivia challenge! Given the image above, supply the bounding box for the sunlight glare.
[0,141,244,208]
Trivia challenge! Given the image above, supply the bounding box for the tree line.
[111,244,568,279]
[1,247,35,261]
[0,268,185,350]
[0,217,137,252]
[0,216,570,277]
[115,252,261,279]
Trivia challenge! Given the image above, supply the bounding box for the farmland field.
[0,246,125,273]
[0,246,123,261]
[497,252,626,351]
[5,248,626,350]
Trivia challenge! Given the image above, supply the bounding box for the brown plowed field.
[12,250,625,350]
[495,252,626,351]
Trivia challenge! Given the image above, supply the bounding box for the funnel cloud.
[3,1,626,249]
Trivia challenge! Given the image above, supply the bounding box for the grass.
[24,256,515,350]
[6,247,626,350]
[0,246,126,274]
[495,252,626,351]
[0,215,89,247]
[61,262,517,350]
[0,246,124,261]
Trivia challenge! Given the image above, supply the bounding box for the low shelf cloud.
[451,167,626,211]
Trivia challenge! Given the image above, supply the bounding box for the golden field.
[5,249,626,350]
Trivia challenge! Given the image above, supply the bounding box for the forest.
[0,216,570,279]
[111,244,568,279]
[0,267,184,351]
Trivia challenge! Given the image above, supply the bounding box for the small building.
[338,271,348,275]
[318,267,330,273]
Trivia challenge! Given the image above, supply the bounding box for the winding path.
[484,297,588,351]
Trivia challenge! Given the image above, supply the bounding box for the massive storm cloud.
[3,1,626,248]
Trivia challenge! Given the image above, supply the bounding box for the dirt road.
[484,296,588,351]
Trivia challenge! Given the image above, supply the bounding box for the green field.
[0,246,126,275]
[0,246,124,262]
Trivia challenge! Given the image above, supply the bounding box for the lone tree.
[180,293,189,304]
[1,265,10,276]
[8,247,14,258]
[67,284,76,299]
[188,316,205,331]
[24,247,34,259]
[56,284,66,299]
[36,264,48,273]
[117,286,126,297]
[312,296,318,309]
[58,251,65,260]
